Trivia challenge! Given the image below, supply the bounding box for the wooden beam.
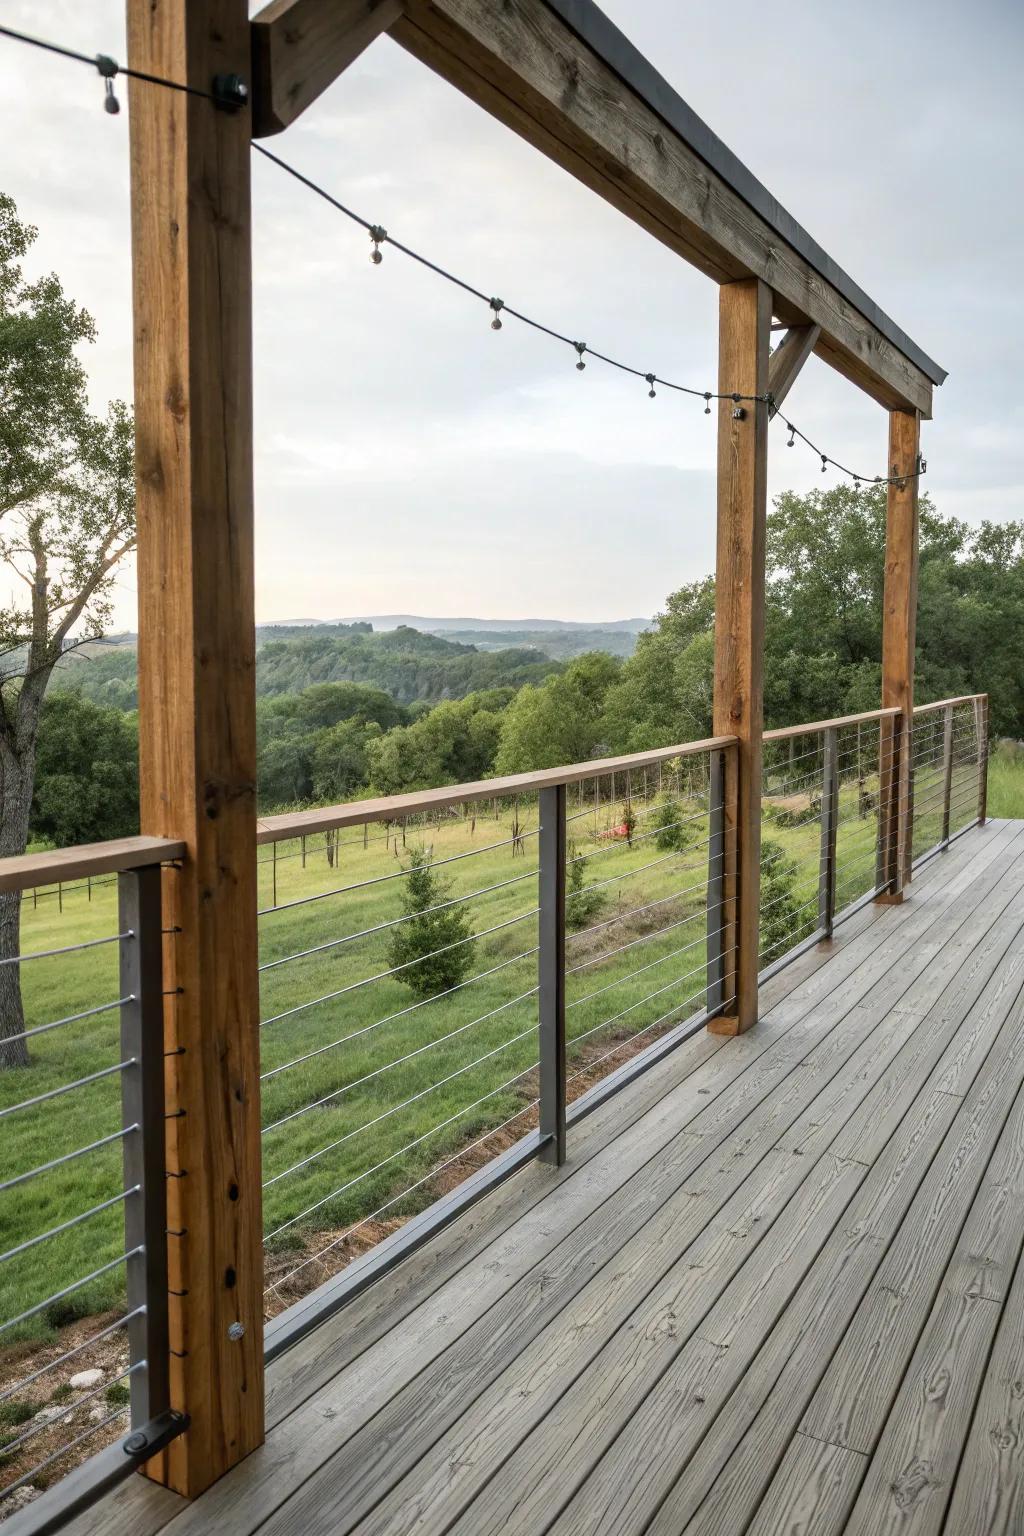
[251,0,404,136]
[708,278,771,1037]
[389,0,934,417]
[877,408,921,903]
[127,0,264,1496]
[768,324,821,415]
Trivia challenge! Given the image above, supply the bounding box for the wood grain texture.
[767,324,822,414]
[391,0,935,415]
[745,1433,865,1536]
[880,409,922,897]
[0,835,185,894]
[709,280,771,1035]
[251,0,403,136]
[126,0,264,1495]
[944,1220,1024,1535]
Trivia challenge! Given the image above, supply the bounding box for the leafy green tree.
[0,196,136,1067]
[494,653,621,773]
[367,692,510,795]
[387,845,476,998]
[565,840,605,931]
[31,692,138,846]
[311,719,382,802]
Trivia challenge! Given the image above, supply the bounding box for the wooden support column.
[877,408,921,902]
[708,278,771,1036]
[127,0,263,1496]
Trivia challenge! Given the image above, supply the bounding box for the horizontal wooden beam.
[389,0,935,417]
[0,836,187,895]
[768,324,821,415]
[762,706,900,743]
[251,0,404,136]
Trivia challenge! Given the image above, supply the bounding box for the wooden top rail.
[913,693,987,716]
[763,706,901,743]
[0,835,186,896]
[256,734,739,844]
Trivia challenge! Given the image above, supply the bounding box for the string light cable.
[0,22,926,489]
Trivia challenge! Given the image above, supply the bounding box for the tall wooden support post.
[708,278,771,1036]
[877,409,921,902]
[127,0,264,1496]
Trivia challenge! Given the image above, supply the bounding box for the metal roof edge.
[544,0,947,387]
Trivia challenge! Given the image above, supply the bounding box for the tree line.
[31,481,1024,850]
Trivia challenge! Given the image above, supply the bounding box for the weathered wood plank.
[709,279,771,1035]
[390,0,936,415]
[944,1218,1024,1534]
[767,324,822,415]
[803,955,1024,1455]
[843,1290,1005,1536]
[653,983,1024,1532]
[251,0,404,136]
[126,0,263,1496]
[744,1433,866,1536]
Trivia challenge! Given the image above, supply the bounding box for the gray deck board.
[66,819,1024,1536]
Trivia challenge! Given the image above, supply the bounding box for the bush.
[652,798,695,852]
[386,845,476,999]
[566,840,606,931]
[621,801,638,847]
[759,838,813,964]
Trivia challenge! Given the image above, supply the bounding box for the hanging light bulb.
[574,341,587,371]
[368,225,387,265]
[786,423,796,448]
[489,298,504,330]
[95,54,119,113]
[704,392,712,415]
[645,373,656,399]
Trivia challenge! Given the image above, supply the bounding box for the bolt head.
[228,1321,245,1342]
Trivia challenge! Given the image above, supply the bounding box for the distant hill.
[54,624,566,710]
[434,628,639,660]
[262,614,651,635]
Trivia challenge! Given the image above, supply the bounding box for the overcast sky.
[1,0,1021,627]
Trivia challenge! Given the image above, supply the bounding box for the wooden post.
[877,408,920,902]
[708,278,771,1036]
[127,0,263,1496]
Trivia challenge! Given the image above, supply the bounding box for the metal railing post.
[941,704,954,846]
[976,694,989,826]
[818,727,839,936]
[876,711,905,901]
[706,748,726,1013]
[538,784,566,1166]
[119,865,172,1433]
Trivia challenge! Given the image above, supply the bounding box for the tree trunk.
[0,749,35,1069]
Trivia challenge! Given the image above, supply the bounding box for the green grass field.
[2,741,1005,1361]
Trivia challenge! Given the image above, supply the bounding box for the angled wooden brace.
[251,0,405,137]
[768,323,821,415]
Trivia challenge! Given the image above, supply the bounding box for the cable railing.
[253,738,735,1330]
[0,837,187,1523]
[0,698,990,1528]
[910,695,988,865]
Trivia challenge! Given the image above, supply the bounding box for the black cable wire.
[254,145,925,487]
[0,24,238,105]
[1,24,925,489]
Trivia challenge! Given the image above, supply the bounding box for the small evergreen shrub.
[387,844,476,999]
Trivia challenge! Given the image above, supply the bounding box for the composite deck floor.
[80,817,1024,1536]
